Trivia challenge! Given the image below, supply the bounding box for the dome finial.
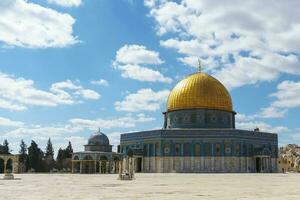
[198,58,202,72]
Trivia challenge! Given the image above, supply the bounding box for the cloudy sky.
[0,0,300,153]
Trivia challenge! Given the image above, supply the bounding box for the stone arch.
[0,155,19,174]
[72,156,80,173]
[100,155,108,173]
[82,155,95,173]
[113,156,120,161]
[73,156,79,160]
[113,156,120,173]
[83,155,93,160]
[6,158,13,173]
[100,155,108,161]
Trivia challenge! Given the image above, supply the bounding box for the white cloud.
[3,113,155,153]
[258,107,287,119]
[69,113,155,129]
[64,136,86,152]
[0,117,24,127]
[0,73,99,111]
[236,121,289,134]
[270,81,300,109]
[235,113,289,134]
[0,73,74,110]
[117,64,172,83]
[91,79,109,86]
[75,89,100,100]
[292,133,300,141]
[114,88,169,112]
[116,44,163,65]
[0,98,27,111]
[0,0,78,48]
[258,80,300,118]
[145,0,300,89]
[5,124,83,138]
[51,80,101,100]
[47,0,82,7]
[114,44,172,83]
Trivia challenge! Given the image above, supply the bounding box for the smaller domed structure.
[84,129,112,152]
[72,128,123,174]
[88,131,110,146]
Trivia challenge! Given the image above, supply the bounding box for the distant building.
[278,144,300,173]
[120,72,278,173]
[72,129,123,174]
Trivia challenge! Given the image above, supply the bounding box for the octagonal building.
[120,72,278,173]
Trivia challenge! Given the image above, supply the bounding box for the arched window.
[73,156,79,160]
[100,155,108,161]
[83,155,93,160]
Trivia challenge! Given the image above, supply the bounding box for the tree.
[19,139,27,155]
[27,140,44,172]
[65,141,73,158]
[56,148,64,170]
[3,139,10,154]
[55,142,73,170]
[45,138,54,160]
[56,148,63,161]
[19,140,28,172]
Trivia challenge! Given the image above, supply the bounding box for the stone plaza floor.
[0,173,299,200]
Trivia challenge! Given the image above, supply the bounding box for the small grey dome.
[88,129,109,146]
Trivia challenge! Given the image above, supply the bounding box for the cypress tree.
[19,140,28,163]
[65,141,73,158]
[19,140,28,172]
[27,140,44,172]
[45,138,54,160]
[3,139,10,154]
[19,139,27,155]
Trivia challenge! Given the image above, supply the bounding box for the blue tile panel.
[120,129,278,158]
[166,109,235,129]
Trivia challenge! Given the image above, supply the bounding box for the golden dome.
[167,72,233,112]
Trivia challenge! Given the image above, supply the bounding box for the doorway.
[135,157,142,172]
[0,159,4,173]
[255,157,261,173]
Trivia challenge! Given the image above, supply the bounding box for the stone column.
[180,144,184,172]
[12,159,15,174]
[80,161,83,174]
[153,143,156,172]
[99,161,102,173]
[94,161,96,174]
[106,161,109,174]
[98,161,101,173]
[118,160,122,179]
[126,157,129,173]
[72,161,74,173]
[4,159,7,174]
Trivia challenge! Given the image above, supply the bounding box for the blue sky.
[0,0,300,153]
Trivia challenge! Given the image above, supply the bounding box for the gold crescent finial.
[198,58,202,72]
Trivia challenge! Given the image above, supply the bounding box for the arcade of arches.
[72,130,123,174]
[0,155,19,174]
[72,154,121,174]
